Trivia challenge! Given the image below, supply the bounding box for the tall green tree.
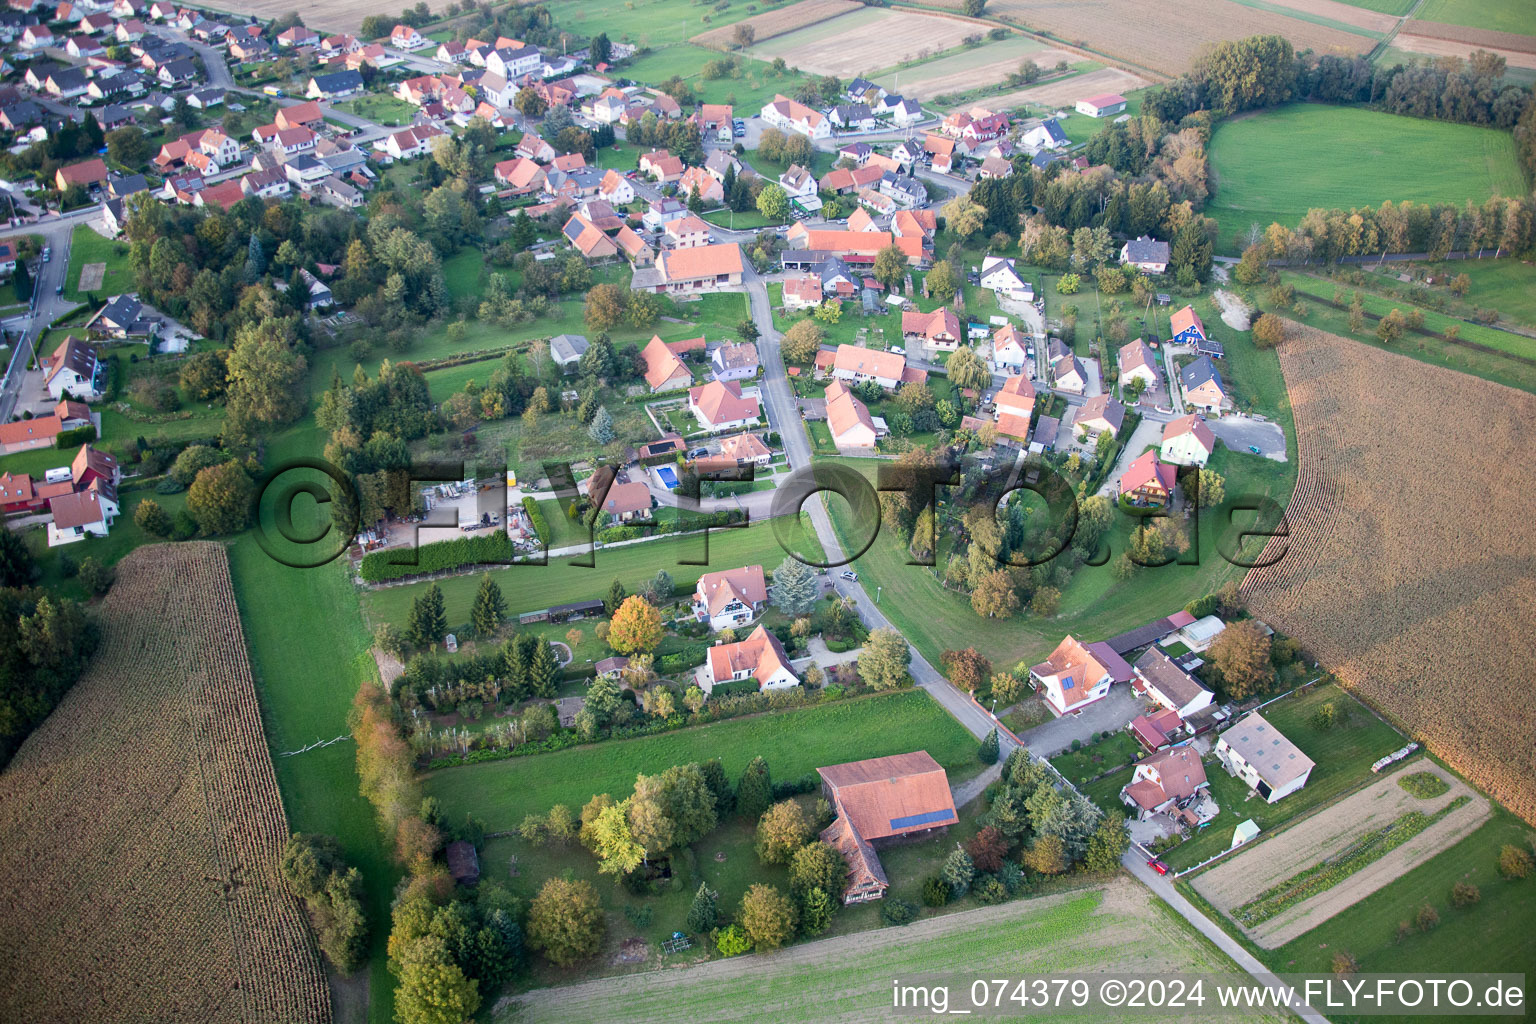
[770,555,819,616]
[735,755,772,822]
[408,584,449,647]
[470,574,506,636]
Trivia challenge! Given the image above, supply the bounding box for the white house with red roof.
[1120,745,1209,821]
[1132,647,1214,719]
[1160,413,1216,467]
[993,373,1035,443]
[1116,338,1160,389]
[1029,635,1131,716]
[1076,93,1128,117]
[901,306,960,353]
[688,379,760,432]
[759,94,830,139]
[390,24,425,49]
[825,379,879,451]
[693,564,767,631]
[1120,449,1178,505]
[702,625,798,692]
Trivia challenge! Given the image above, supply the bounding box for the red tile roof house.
[901,306,960,353]
[0,400,91,454]
[1132,647,1214,719]
[693,564,766,631]
[0,471,48,514]
[703,624,798,693]
[817,752,958,904]
[583,466,653,525]
[1029,635,1131,716]
[1129,707,1186,752]
[632,243,744,295]
[687,379,759,432]
[55,157,110,192]
[1116,338,1160,389]
[639,335,693,393]
[1160,413,1216,468]
[639,148,685,183]
[993,373,1034,443]
[1119,449,1178,506]
[718,431,772,466]
[494,156,546,193]
[46,488,118,546]
[830,344,922,391]
[825,378,878,451]
[1120,745,1209,823]
[782,272,823,311]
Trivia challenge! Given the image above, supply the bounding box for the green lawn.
[1049,730,1143,787]
[702,207,780,230]
[363,516,824,629]
[1206,104,1527,253]
[1056,89,1150,144]
[1366,258,1536,331]
[1158,683,1407,870]
[1262,271,1536,395]
[619,43,813,115]
[1415,0,1536,35]
[335,93,417,126]
[424,689,978,831]
[64,224,133,302]
[554,0,758,47]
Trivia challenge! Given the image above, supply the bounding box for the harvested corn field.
[1392,33,1536,70]
[1401,19,1536,53]
[693,0,862,50]
[1241,324,1536,826]
[747,7,991,78]
[0,543,330,1024]
[984,66,1151,112]
[1193,764,1488,947]
[987,0,1374,75]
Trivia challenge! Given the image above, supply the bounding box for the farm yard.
[1205,105,1528,251]
[1241,324,1536,828]
[0,543,329,1024]
[692,0,861,49]
[1191,764,1489,948]
[746,8,990,79]
[983,0,1375,75]
[497,883,1291,1024]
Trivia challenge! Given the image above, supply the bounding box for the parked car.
[41,247,50,262]
[1248,445,1262,454]
[689,447,709,458]
[1147,859,1169,875]
[840,570,858,582]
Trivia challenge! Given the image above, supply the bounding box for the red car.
[1147,858,1170,875]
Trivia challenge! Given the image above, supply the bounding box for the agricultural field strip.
[499,883,1291,1023]
[1194,766,1488,946]
[1254,0,1401,32]
[747,8,989,79]
[692,0,862,49]
[1390,34,1536,70]
[872,40,1074,102]
[0,543,328,1024]
[980,67,1151,112]
[1241,325,1536,827]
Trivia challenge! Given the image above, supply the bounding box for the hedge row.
[359,533,514,582]
[54,424,96,448]
[521,496,549,545]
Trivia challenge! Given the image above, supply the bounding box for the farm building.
[1215,711,1315,804]
[693,565,767,631]
[1164,614,1227,652]
[1076,93,1128,118]
[817,751,957,904]
[1132,648,1214,719]
[702,625,797,693]
[445,840,480,885]
[1029,635,1130,716]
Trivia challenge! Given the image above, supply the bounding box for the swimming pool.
[656,466,679,489]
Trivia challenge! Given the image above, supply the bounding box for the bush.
[973,874,1008,905]
[921,876,949,907]
[359,534,515,582]
[522,496,550,544]
[1397,772,1450,799]
[1415,904,1439,932]
[1330,951,1358,975]
[880,897,918,926]
[1497,844,1533,879]
[1450,881,1480,907]
[707,676,759,699]
[54,424,96,449]
[715,924,751,956]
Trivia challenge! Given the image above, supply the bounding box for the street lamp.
[875,585,882,604]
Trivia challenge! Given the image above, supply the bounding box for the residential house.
[1049,341,1087,393]
[993,372,1034,442]
[830,344,921,390]
[688,379,759,432]
[978,154,1012,180]
[817,255,856,298]
[66,35,106,58]
[677,165,723,205]
[486,45,541,81]
[710,342,758,383]
[703,624,797,692]
[641,196,687,232]
[824,379,878,451]
[845,78,885,105]
[614,225,654,266]
[197,128,239,166]
[549,333,589,372]
[1075,394,1124,440]
[879,173,926,208]
[704,149,741,183]
[663,214,711,250]
[307,69,364,99]
[888,96,922,126]
[818,752,957,904]
[922,133,955,174]
[759,94,830,139]
[1120,235,1169,274]
[1119,449,1177,505]
[55,158,110,192]
[697,102,732,142]
[382,124,445,160]
[782,272,822,311]
[1160,413,1216,468]
[562,213,619,260]
[597,168,634,205]
[1076,92,1127,117]
[962,111,1009,144]
[298,268,334,307]
[100,197,128,235]
[632,243,745,295]
[1121,746,1209,822]
[390,24,424,49]
[583,466,652,524]
[493,156,546,193]
[0,400,92,454]
[901,306,960,353]
[774,163,819,212]
[1130,707,1186,752]
[845,208,878,233]
[93,294,147,338]
[1022,117,1068,151]
[1179,356,1228,415]
[784,225,921,266]
[270,126,318,155]
[44,336,105,401]
[275,101,324,130]
[156,56,198,85]
[829,103,875,132]
[817,164,882,195]
[693,564,767,631]
[990,323,1029,373]
[46,488,117,546]
[1029,635,1131,716]
[639,149,684,183]
[1215,712,1315,803]
[1169,305,1207,347]
[277,24,318,47]
[282,153,330,190]
[639,334,693,392]
[1132,647,1215,719]
[115,18,145,42]
[717,431,771,467]
[186,87,223,110]
[979,255,1032,301]
[1116,338,1159,389]
[20,24,52,48]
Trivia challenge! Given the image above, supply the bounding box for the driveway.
[1014,685,1140,757]
[1096,415,1163,497]
[1209,415,1287,461]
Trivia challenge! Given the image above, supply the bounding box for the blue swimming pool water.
[656,466,679,488]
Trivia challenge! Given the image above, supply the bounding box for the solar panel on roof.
[888,809,956,831]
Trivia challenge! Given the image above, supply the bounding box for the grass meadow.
[1206,105,1527,252]
[64,224,133,302]
[620,44,813,114]
[1414,0,1536,35]
[1337,0,1416,14]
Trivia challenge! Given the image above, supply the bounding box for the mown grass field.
[1207,105,1527,252]
[64,224,133,302]
[362,515,825,629]
[1415,0,1536,35]
[555,0,758,46]
[620,44,813,114]
[498,884,1288,1023]
[423,689,978,831]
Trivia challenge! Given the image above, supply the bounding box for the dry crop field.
[1241,324,1536,826]
[0,543,329,1024]
[872,37,1072,102]
[201,0,401,35]
[1265,0,1401,33]
[983,66,1151,112]
[747,8,989,78]
[1393,33,1536,70]
[693,0,862,50]
[1193,764,1488,948]
[986,0,1374,75]
[1401,20,1536,53]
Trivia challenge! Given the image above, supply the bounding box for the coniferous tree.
[407,584,448,647]
[686,882,718,933]
[470,574,506,636]
[735,755,772,822]
[530,641,559,698]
